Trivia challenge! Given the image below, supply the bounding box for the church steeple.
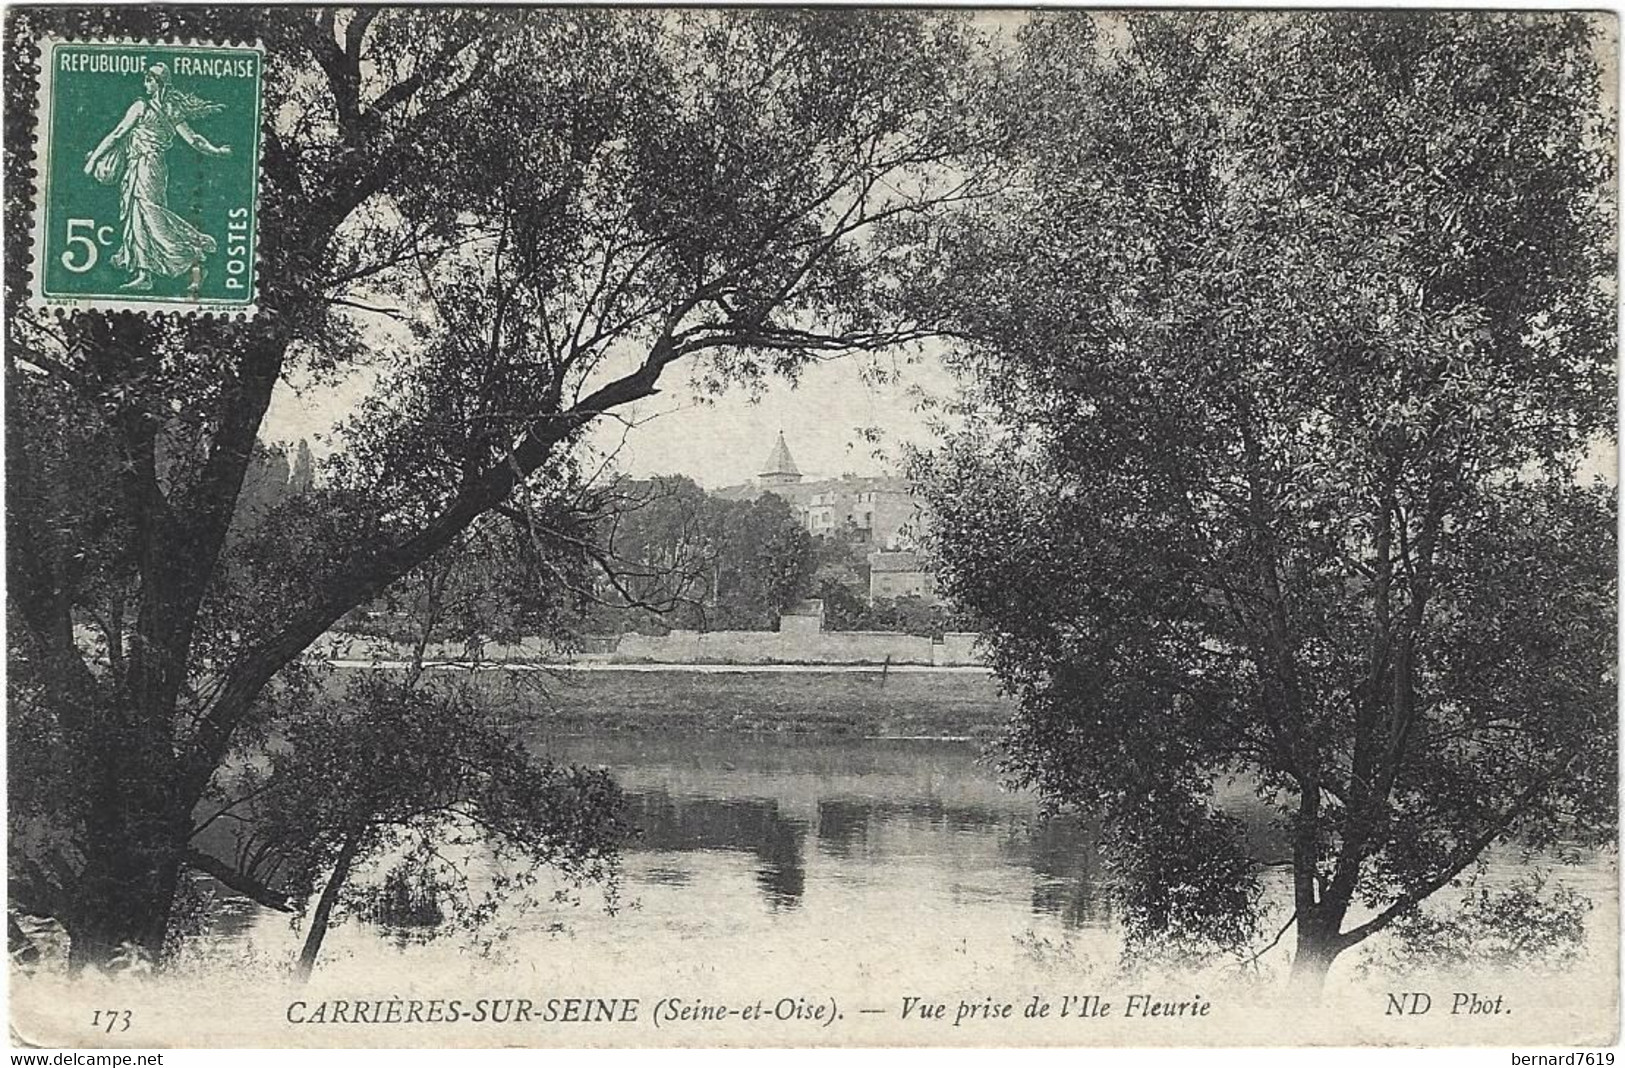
[759,431,802,485]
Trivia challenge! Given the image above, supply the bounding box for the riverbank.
[329,664,1012,738]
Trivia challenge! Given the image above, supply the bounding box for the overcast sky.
[581,348,962,488]
[261,343,965,490]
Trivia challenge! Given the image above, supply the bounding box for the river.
[196,727,1617,995]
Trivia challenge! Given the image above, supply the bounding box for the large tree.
[708,493,817,630]
[575,477,816,633]
[190,510,627,980]
[5,7,996,966]
[915,11,1616,990]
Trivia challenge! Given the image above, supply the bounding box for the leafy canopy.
[4,7,1000,963]
[915,10,1616,970]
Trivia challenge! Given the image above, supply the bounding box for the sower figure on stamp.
[82,62,232,291]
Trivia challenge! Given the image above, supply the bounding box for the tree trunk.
[1287,909,1344,1001]
[66,738,191,970]
[67,824,187,969]
[295,830,364,982]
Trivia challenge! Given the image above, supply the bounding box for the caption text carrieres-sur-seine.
[282,992,1217,1028]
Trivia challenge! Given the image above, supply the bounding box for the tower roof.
[759,432,802,482]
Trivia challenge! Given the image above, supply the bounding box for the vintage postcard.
[4,5,1618,1053]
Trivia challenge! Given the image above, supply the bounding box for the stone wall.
[316,625,984,668]
[935,632,980,667]
[613,626,975,666]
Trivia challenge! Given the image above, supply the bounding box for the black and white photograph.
[4,5,1619,1050]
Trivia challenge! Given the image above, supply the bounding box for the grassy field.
[336,665,1013,738]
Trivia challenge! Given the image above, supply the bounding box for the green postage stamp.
[29,38,264,316]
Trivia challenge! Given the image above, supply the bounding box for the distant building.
[714,433,922,551]
[715,433,937,602]
[758,432,803,486]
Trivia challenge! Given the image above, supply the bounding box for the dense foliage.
[5,7,998,966]
[574,476,817,633]
[915,10,1616,986]
[227,671,629,979]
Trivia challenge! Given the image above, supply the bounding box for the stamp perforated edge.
[25,34,266,320]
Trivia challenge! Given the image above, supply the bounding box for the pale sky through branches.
[261,337,1617,489]
[261,342,964,489]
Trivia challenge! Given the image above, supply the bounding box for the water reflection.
[202,889,262,942]
[813,797,1006,857]
[625,792,807,910]
[1015,817,1110,928]
[612,773,1114,925]
[813,798,873,858]
[199,728,1615,979]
